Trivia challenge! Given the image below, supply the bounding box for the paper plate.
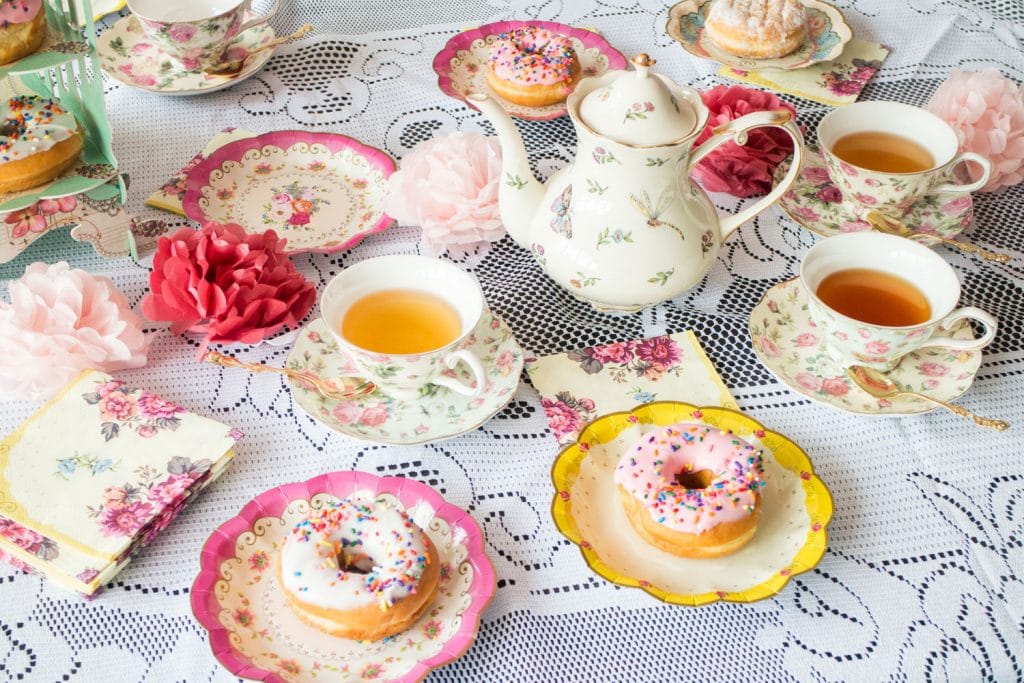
[550,402,833,606]
[191,471,496,682]
[183,131,395,255]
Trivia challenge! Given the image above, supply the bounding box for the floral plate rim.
[750,277,982,417]
[550,401,833,607]
[190,471,497,683]
[182,130,396,255]
[666,0,852,71]
[431,19,628,122]
[98,14,276,96]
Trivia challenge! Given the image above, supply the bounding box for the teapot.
[467,54,804,311]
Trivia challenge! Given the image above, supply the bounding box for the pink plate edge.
[190,471,496,683]
[181,131,397,255]
[431,20,628,122]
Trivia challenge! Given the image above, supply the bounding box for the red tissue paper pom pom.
[691,84,799,198]
[142,222,315,353]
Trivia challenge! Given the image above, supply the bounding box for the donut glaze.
[615,422,765,557]
[0,96,83,193]
[0,0,41,25]
[487,26,577,86]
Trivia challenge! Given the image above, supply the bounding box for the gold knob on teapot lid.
[631,53,656,77]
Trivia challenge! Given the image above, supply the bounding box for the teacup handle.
[238,0,281,34]
[686,109,805,240]
[932,152,991,194]
[432,349,487,397]
[927,306,998,351]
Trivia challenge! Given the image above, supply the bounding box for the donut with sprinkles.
[485,26,581,107]
[277,496,441,641]
[614,422,766,558]
[0,1,45,66]
[0,95,83,194]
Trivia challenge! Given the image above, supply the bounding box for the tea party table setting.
[0,0,1022,681]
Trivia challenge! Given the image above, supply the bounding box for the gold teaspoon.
[202,350,375,401]
[205,24,313,76]
[846,365,1008,431]
[865,211,1012,264]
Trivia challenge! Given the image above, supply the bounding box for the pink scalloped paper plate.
[190,472,496,683]
[432,20,628,121]
[183,131,396,255]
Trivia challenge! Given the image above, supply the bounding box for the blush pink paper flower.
[692,85,799,198]
[141,223,316,353]
[385,132,505,257]
[925,69,1024,192]
[0,262,149,402]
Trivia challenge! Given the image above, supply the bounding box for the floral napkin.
[718,39,890,107]
[0,370,240,596]
[144,128,256,216]
[526,332,738,446]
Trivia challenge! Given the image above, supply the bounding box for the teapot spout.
[467,92,543,248]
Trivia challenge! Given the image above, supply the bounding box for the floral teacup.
[817,101,990,218]
[126,0,280,69]
[320,255,488,402]
[800,232,997,371]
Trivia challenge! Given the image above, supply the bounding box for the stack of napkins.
[0,370,239,596]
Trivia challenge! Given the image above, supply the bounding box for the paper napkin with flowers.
[526,332,738,447]
[718,39,890,107]
[0,370,240,596]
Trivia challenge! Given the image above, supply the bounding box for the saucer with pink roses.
[775,145,974,244]
[749,278,983,416]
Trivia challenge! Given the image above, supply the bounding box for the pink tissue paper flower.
[925,69,1024,192]
[0,262,149,402]
[385,132,505,257]
[691,85,799,198]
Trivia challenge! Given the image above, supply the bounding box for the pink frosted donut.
[484,26,581,106]
[0,0,41,25]
[0,0,44,67]
[614,422,765,558]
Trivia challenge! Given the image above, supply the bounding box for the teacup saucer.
[666,0,851,71]
[775,145,974,244]
[749,278,982,416]
[286,311,524,444]
[98,14,275,96]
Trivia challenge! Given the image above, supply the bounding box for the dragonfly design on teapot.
[468,54,805,311]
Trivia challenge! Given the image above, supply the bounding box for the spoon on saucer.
[865,210,1012,264]
[846,365,1009,431]
[202,350,375,401]
[205,24,313,77]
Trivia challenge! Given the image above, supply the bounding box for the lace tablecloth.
[2,1,1023,681]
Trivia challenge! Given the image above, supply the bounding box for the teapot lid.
[578,54,698,147]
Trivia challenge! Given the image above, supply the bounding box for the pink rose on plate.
[591,341,634,364]
[132,73,157,87]
[495,349,517,374]
[634,336,682,370]
[821,377,849,396]
[99,392,137,422]
[923,379,940,390]
[840,220,871,232]
[541,397,581,441]
[288,212,311,226]
[359,405,389,427]
[803,166,831,184]
[757,335,780,358]
[0,521,42,549]
[148,473,195,505]
[942,195,972,213]
[795,371,823,392]
[332,401,362,424]
[167,23,198,44]
[272,193,292,205]
[794,332,819,347]
[137,392,185,420]
[854,193,877,206]
[815,186,843,204]
[864,340,890,355]
[137,425,158,438]
[98,501,154,537]
[793,206,821,223]
[918,362,949,377]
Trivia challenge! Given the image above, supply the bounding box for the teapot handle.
[686,110,804,240]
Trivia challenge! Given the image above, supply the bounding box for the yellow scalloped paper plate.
[550,401,833,606]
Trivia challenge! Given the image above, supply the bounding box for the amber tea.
[831,131,935,174]
[341,288,462,354]
[816,268,932,327]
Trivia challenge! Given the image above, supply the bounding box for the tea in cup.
[800,232,997,371]
[126,0,280,69]
[320,255,488,402]
[817,101,991,218]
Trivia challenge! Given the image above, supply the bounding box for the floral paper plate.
[191,471,496,683]
[775,145,973,245]
[98,14,275,95]
[750,278,983,416]
[666,0,851,71]
[285,311,523,445]
[432,20,627,121]
[551,401,832,606]
[183,131,395,255]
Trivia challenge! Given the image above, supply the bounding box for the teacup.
[321,255,488,402]
[126,0,280,69]
[800,232,997,371]
[817,101,991,218]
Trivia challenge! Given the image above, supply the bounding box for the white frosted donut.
[0,96,83,193]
